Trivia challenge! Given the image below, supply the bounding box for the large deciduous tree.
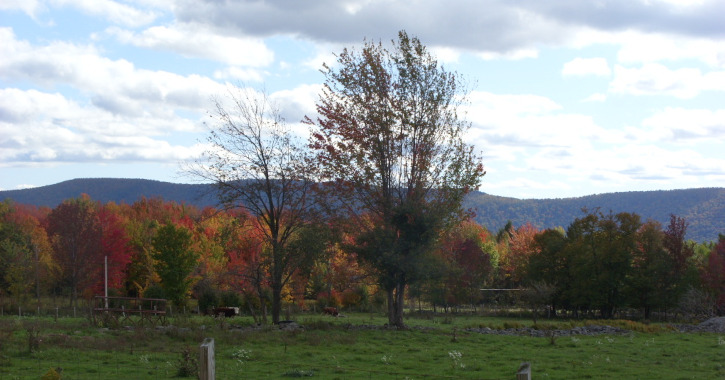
[46,195,102,307]
[189,87,319,324]
[307,31,485,327]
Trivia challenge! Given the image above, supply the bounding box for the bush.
[220,291,243,308]
[341,289,362,308]
[143,284,166,300]
[197,289,219,315]
[176,346,198,377]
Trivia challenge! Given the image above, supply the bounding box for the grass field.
[0,312,723,379]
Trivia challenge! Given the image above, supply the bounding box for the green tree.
[626,220,671,319]
[565,210,640,318]
[526,227,567,315]
[307,31,485,327]
[152,223,198,306]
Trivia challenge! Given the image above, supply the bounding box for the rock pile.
[673,316,725,333]
[465,325,630,337]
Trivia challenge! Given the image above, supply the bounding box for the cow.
[322,307,339,316]
[212,307,239,317]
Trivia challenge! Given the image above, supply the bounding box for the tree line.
[1,196,723,321]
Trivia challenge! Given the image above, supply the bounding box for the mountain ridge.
[1,178,722,242]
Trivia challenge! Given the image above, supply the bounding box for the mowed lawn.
[0,313,723,379]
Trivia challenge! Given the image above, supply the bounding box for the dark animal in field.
[212,307,239,317]
[322,307,339,316]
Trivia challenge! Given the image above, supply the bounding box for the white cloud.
[0,0,44,20]
[107,23,274,67]
[270,84,324,138]
[640,107,725,143]
[582,93,607,102]
[465,92,622,170]
[52,0,158,27]
[0,29,229,167]
[0,88,206,166]
[301,44,341,71]
[614,31,725,68]
[481,177,573,199]
[562,57,611,77]
[213,67,266,82]
[467,91,561,118]
[429,46,462,64]
[610,63,725,98]
[477,48,539,61]
[0,28,226,118]
[460,89,725,198]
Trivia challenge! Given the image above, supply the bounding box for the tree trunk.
[272,284,282,324]
[386,288,395,326]
[393,282,405,328]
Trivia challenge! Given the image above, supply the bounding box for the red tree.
[504,223,540,288]
[702,236,725,315]
[94,205,133,294]
[437,220,497,307]
[664,214,693,279]
[45,195,103,306]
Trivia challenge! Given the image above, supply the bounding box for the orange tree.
[307,31,485,327]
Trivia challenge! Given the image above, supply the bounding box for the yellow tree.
[0,201,55,305]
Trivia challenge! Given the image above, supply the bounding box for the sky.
[1,0,724,199]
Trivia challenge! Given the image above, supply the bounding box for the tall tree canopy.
[307,31,485,327]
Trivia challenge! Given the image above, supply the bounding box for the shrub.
[316,291,342,308]
[41,368,62,380]
[176,346,198,377]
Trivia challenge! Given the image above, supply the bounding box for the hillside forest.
[1,195,723,322]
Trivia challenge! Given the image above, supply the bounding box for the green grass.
[0,313,722,379]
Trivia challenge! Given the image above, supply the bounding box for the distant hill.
[0,178,217,208]
[464,188,725,243]
[1,178,723,242]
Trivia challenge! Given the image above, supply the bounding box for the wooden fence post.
[516,362,531,380]
[199,338,215,380]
